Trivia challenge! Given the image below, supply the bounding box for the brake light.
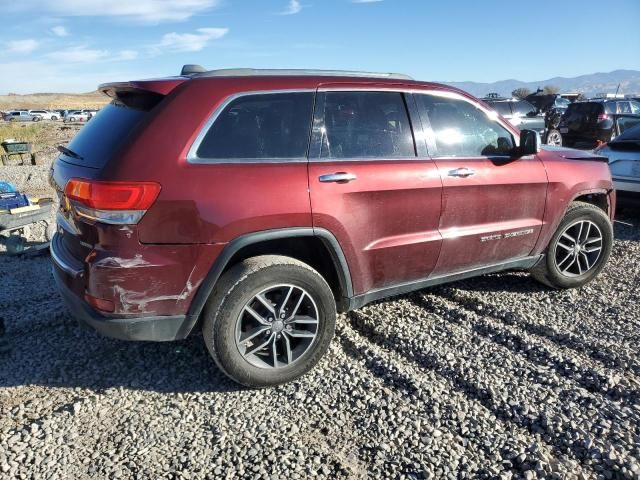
[597,113,609,122]
[64,178,160,225]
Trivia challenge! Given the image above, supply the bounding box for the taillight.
[84,292,115,313]
[64,178,160,225]
[597,113,609,122]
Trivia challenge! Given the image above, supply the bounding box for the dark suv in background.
[51,66,615,387]
[526,93,571,145]
[559,99,640,147]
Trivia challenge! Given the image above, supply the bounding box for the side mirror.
[518,129,541,156]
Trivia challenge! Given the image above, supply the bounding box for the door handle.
[448,167,475,178]
[319,172,357,183]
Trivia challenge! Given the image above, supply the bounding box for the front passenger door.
[414,92,548,276]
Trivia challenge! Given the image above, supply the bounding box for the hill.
[0,91,109,111]
[440,69,640,98]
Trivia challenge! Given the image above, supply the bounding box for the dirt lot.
[0,92,108,111]
[1,122,639,479]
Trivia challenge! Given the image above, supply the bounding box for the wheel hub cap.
[235,284,320,369]
[554,219,603,278]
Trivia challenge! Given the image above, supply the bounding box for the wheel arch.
[570,188,613,219]
[178,228,353,338]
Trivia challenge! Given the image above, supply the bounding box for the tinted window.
[63,102,151,168]
[512,101,536,116]
[630,101,640,114]
[197,92,314,159]
[318,92,415,159]
[604,102,617,114]
[417,94,515,157]
[566,103,604,117]
[488,102,512,116]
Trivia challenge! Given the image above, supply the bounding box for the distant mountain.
[440,69,640,98]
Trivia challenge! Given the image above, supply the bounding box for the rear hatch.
[561,102,605,136]
[51,79,183,262]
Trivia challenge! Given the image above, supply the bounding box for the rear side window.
[604,102,617,114]
[63,102,152,168]
[196,92,314,160]
[417,94,515,157]
[489,102,512,116]
[512,101,536,116]
[317,91,415,159]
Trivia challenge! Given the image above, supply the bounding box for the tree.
[511,88,531,100]
[542,85,560,95]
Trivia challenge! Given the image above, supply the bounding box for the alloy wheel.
[547,131,562,146]
[554,220,603,277]
[235,284,319,369]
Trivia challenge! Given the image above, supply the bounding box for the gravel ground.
[1,207,639,479]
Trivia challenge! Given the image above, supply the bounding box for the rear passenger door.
[308,87,443,294]
[414,92,547,275]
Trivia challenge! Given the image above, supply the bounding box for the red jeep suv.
[51,66,615,387]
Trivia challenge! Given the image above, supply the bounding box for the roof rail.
[180,65,413,81]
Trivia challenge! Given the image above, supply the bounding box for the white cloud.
[280,0,303,15]
[157,27,229,52]
[47,46,109,63]
[45,45,139,63]
[117,50,138,61]
[7,39,39,54]
[51,25,69,36]
[16,0,220,23]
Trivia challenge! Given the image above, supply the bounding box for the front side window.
[318,91,415,159]
[417,94,515,157]
[197,92,314,160]
[630,101,640,114]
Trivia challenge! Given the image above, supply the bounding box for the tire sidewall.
[204,261,336,387]
[543,205,613,288]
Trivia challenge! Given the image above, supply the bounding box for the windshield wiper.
[57,145,84,160]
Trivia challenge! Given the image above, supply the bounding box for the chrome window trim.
[186,89,316,165]
[186,86,520,165]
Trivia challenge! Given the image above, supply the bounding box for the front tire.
[531,201,613,289]
[202,255,337,387]
[545,129,562,146]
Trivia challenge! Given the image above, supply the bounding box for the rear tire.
[530,201,612,289]
[202,255,337,387]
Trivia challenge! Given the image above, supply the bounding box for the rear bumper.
[51,233,191,342]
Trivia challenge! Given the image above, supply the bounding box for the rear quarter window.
[196,92,314,160]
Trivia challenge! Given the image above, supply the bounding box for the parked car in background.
[51,66,615,387]
[2,110,40,122]
[595,123,640,199]
[28,109,60,121]
[63,110,90,122]
[481,96,547,142]
[83,109,100,119]
[525,93,571,145]
[559,99,640,147]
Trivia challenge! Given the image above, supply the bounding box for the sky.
[0,0,639,94]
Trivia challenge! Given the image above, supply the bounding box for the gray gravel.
[1,207,639,479]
